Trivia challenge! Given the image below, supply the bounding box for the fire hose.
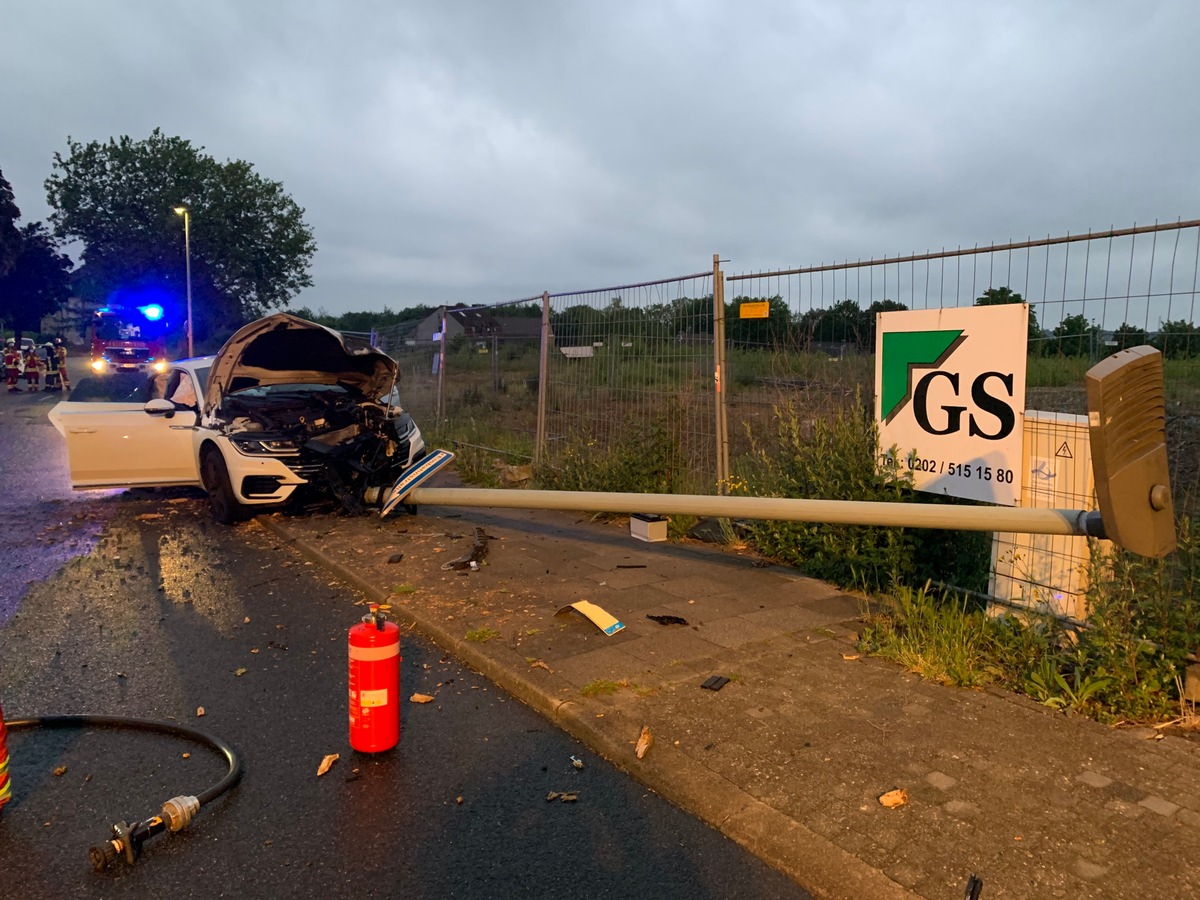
[3,713,242,871]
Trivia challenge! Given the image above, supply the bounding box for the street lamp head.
[173,206,188,216]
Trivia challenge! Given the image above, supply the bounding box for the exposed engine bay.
[220,386,422,513]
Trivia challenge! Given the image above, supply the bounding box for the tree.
[0,222,73,332]
[1051,313,1100,358]
[1155,319,1198,359]
[0,166,21,278]
[1106,323,1149,356]
[726,295,791,350]
[862,299,908,350]
[44,129,316,342]
[974,286,1042,351]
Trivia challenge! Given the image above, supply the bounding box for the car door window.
[169,371,199,409]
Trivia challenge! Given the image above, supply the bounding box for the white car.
[49,313,426,523]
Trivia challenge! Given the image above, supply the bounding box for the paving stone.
[1074,858,1110,880]
[1138,795,1181,817]
[1177,807,1200,828]
[942,799,979,819]
[925,771,958,791]
[1103,798,1146,819]
[1076,770,1112,788]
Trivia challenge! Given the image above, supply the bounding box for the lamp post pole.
[173,206,193,357]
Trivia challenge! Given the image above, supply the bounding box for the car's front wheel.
[201,448,247,525]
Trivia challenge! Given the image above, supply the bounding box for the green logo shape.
[880,329,965,422]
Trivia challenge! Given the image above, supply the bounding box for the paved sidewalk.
[257,480,1200,900]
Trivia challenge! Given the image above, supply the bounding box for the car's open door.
[48,400,200,488]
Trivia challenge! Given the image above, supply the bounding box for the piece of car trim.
[381,449,456,518]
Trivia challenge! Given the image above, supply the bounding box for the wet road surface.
[0,390,812,899]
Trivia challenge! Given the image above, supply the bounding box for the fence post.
[535,290,550,466]
[713,254,731,494]
[492,330,500,392]
[437,306,446,424]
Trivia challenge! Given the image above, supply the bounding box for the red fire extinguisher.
[0,702,11,813]
[348,605,401,752]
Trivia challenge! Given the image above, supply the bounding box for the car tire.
[202,448,246,525]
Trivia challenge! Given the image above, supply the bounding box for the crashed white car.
[49,313,426,523]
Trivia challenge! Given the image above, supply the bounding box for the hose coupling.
[162,795,200,832]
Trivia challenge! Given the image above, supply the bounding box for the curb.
[257,514,915,900]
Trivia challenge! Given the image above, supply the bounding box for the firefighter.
[4,339,22,392]
[42,343,60,391]
[54,338,70,392]
[23,345,41,387]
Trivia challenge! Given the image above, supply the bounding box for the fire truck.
[89,304,170,375]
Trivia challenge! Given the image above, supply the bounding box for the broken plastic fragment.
[879,788,908,809]
[635,726,653,759]
[410,693,435,704]
[647,614,689,626]
[570,756,583,770]
[317,754,339,777]
[700,675,730,691]
[555,600,625,636]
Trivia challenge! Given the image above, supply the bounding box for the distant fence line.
[373,219,1200,506]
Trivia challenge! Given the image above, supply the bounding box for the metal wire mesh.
[726,220,1200,513]
[543,272,717,492]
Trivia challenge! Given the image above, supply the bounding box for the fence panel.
[542,272,718,492]
[725,220,1200,512]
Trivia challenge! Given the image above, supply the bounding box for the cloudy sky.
[3,1,1198,316]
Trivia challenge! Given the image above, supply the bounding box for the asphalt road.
[0,373,812,899]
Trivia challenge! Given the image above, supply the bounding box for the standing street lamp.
[173,205,193,358]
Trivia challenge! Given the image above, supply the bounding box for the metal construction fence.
[373,219,1200,511]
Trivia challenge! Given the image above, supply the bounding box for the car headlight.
[232,439,300,456]
[90,358,108,373]
[151,360,168,374]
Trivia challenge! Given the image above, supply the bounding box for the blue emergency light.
[139,304,165,321]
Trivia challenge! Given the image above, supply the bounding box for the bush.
[737,394,992,593]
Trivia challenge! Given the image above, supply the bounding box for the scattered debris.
[196,706,205,717]
[547,791,580,802]
[615,564,647,569]
[387,553,405,564]
[234,667,248,677]
[635,726,653,759]
[495,461,532,486]
[442,526,490,571]
[53,766,68,777]
[701,675,730,691]
[647,614,689,627]
[456,795,464,805]
[529,659,553,673]
[410,693,435,704]
[964,874,984,900]
[317,754,339,777]
[556,600,625,636]
[841,653,861,661]
[182,753,191,759]
[570,756,584,770]
[879,788,908,809]
[135,513,164,521]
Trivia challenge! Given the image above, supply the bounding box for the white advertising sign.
[874,304,1029,506]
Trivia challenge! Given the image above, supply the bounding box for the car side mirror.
[144,398,176,419]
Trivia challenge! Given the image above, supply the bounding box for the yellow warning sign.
[739,301,770,319]
[1055,441,1073,459]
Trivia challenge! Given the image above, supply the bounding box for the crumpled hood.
[204,313,397,410]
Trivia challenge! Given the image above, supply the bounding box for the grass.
[465,627,501,643]
[578,678,649,697]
